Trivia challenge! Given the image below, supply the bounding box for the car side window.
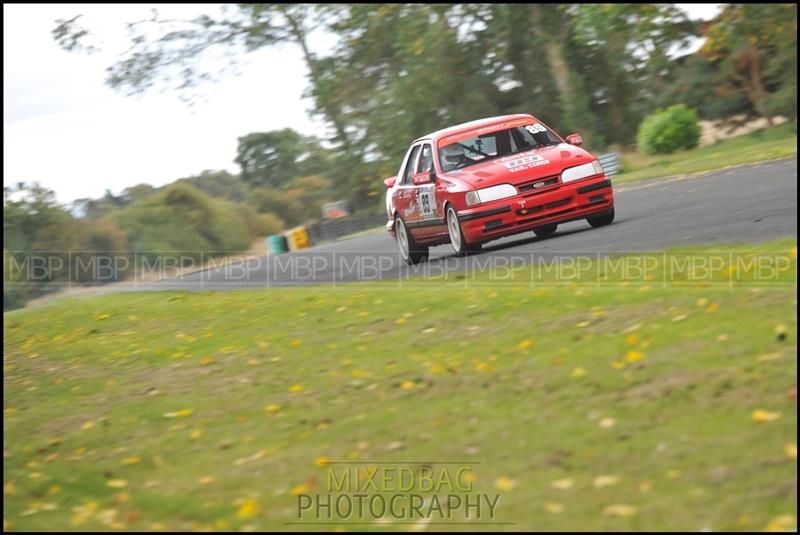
[402,145,421,185]
[417,144,433,173]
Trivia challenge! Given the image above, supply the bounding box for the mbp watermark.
[291,462,509,526]
[3,249,795,289]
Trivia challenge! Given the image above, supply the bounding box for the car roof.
[412,114,535,145]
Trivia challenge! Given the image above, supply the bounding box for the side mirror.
[383,176,397,188]
[411,169,434,185]
[566,133,583,146]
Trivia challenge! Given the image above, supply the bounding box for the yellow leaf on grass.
[237,499,259,519]
[551,478,574,490]
[289,339,303,347]
[571,367,587,378]
[494,477,516,491]
[47,485,61,496]
[400,381,415,390]
[430,363,446,374]
[290,384,304,393]
[593,475,620,488]
[106,479,128,489]
[612,361,626,370]
[81,421,96,430]
[291,484,309,496]
[599,418,616,429]
[544,502,564,513]
[163,409,193,418]
[785,443,797,460]
[603,504,636,517]
[752,409,782,422]
[763,514,796,532]
[265,404,280,415]
[625,334,640,345]
[516,340,532,351]
[121,457,141,465]
[189,429,203,440]
[199,476,215,485]
[625,351,645,362]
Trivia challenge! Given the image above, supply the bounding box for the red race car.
[384,114,615,264]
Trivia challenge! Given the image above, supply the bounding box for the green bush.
[112,183,254,261]
[637,104,701,155]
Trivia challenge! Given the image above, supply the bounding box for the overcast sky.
[3,3,722,205]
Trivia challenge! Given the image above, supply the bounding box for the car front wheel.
[533,224,558,238]
[395,216,429,265]
[587,208,615,228]
[446,205,481,256]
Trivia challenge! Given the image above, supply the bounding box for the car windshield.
[438,123,561,172]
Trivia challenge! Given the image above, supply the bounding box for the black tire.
[533,224,558,238]
[587,208,615,228]
[395,216,429,265]
[446,205,481,256]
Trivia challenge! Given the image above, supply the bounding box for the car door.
[411,143,448,240]
[393,144,422,230]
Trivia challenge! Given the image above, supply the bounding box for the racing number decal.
[418,186,435,217]
[525,123,547,134]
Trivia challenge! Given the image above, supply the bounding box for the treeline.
[53,3,798,208]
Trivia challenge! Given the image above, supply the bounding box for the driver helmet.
[442,144,466,165]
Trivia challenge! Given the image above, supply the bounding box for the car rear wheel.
[446,205,481,256]
[395,216,428,265]
[587,208,615,228]
[533,224,558,238]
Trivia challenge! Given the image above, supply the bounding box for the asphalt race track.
[137,158,797,291]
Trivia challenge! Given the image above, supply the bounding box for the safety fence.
[268,212,386,254]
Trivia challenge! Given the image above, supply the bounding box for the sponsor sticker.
[498,153,551,173]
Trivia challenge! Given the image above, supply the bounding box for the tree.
[3,182,72,251]
[236,129,312,188]
[570,4,695,145]
[702,4,797,124]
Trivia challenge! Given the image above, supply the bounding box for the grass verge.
[615,123,797,184]
[3,240,797,531]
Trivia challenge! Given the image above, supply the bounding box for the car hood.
[441,143,596,188]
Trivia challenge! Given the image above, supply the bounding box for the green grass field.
[615,123,797,184]
[3,241,797,531]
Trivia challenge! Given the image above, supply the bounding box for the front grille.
[545,198,571,209]
[515,207,578,226]
[517,176,559,194]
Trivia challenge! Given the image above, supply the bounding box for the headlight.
[561,160,603,183]
[465,184,517,206]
